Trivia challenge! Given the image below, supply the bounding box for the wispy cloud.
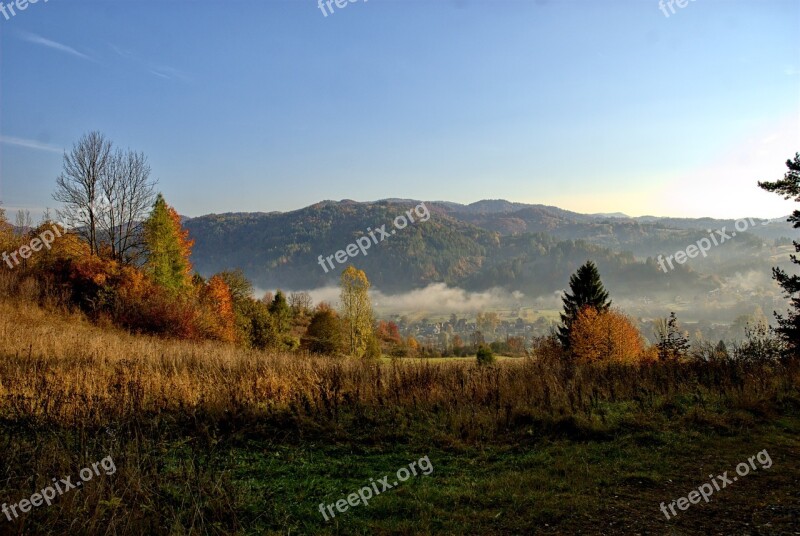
[19,31,96,62]
[111,43,190,82]
[0,135,63,154]
[110,44,134,60]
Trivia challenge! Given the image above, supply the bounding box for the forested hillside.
[184,199,787,298]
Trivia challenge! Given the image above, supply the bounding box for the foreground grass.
[3,409,797,535]
[1,297,798,534]
[227,415,800,535]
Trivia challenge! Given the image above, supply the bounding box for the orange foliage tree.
[569,306,644,363]
[198,275,237,342]
[375,320,401,351]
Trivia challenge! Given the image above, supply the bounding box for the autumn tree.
[558,261,612,348]
[212,269,273,348]
[54,132,156,261]
[405,336,420,357]
[198,275,237,342]
[654,312,690,360]
[339,266,374,357]
[476,312,500,336]
[302,303,343,355]
[375,320,402,354]
[216,269,254,304]
[569,307,644,363]
[0,206,16,261]
[507,336,526,356]
[289,291,313,317]
[142,194,194,294]
[758,152,800,358]
[365,332,382,359]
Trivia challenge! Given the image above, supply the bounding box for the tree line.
[2,132,797,362]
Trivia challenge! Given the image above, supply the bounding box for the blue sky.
[0,0,798,220]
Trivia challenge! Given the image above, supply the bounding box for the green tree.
[758,153,800,358]
[365,333,382,359]
[476,344,495,366]
[238,298,275,350]
[557,260,611,348]
[142,194,194,294]
[339,266,374,357]
[302,305,343,355]
[269,290,291,333]
[217,269,254,304]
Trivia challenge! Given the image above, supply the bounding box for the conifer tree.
[142,194,194,294]
[558,261,611,348]
[758,153,800,358]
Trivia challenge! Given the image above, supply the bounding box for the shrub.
[476,344,495,366]
[302,307,343,355]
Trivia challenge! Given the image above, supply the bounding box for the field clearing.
[1,296,798,534]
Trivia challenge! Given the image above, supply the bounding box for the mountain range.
[183,200,794,317]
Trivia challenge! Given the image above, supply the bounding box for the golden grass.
[1,295,797,442]
[0,296,798,535]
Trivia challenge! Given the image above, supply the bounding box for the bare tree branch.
[53,131,112,255]
[53,132,156,262]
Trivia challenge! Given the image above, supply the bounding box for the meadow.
[1,295,798,534]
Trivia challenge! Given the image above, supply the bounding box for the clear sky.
[1,0,798,220]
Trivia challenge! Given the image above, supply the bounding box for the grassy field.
[1,297,798,535]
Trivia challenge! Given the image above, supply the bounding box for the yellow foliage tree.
[339,266,374,358]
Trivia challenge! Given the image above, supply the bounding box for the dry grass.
[0,296,798,534]
[1,295,797,439]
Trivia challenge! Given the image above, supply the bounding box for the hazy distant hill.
[430,201,793,253]
[182,199,772,300]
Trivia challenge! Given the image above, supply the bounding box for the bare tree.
[98,148,156,262]
[289,291,313,316]
[53,131,112,255]
[14,210,32,236]
[53,132,156,261]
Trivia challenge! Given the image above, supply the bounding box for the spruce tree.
[758,153,800,358]
[558,260,611,348]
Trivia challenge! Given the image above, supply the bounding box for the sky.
[0,0,798,221]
